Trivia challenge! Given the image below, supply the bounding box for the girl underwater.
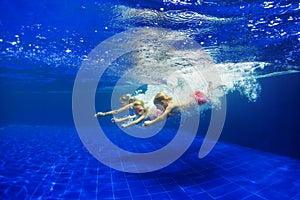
[114,100,149,128]
[142,82,214,127]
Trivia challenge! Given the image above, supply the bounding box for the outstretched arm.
[113,103,133,114]
[122,112,148,128]
[112,115,136,123]
[95,103,133,117]
[142,105,174,127]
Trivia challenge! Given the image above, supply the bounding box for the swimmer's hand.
[142,121,152,127]
[121,124,128,128]
[95,112,105,117]
[111,118,121,123]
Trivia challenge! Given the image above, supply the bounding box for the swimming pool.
[1,0,300,199]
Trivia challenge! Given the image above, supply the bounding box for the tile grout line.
[110,168,115,200]
[96,164,99,200]
[29,160,58,199]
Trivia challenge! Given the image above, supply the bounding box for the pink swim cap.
[194,90,209,105]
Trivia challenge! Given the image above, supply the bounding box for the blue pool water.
[1,0,300,199]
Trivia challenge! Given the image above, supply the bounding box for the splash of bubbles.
[106,28,266,107]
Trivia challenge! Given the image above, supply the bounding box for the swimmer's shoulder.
[169,101,181,108]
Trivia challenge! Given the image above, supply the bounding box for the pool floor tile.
[0,125,300,199]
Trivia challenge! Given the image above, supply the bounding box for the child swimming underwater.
[142,82,213,127]
[111,100,149,128]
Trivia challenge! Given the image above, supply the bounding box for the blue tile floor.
[0,125,299,199]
